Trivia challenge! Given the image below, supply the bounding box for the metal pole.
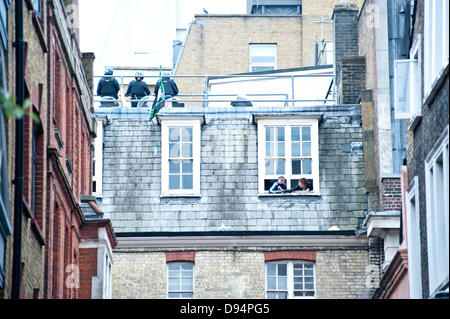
[12,0,25,299]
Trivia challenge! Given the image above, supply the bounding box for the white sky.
[79,0,247,74]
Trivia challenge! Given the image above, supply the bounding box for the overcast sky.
[79,0,247,67]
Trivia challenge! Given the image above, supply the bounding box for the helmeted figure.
[97,67,120,106]
[125,72,151,107]
[150,72,179,120]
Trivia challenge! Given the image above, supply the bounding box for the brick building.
[1,0,116,299]
[173,0,364,106]
[399,0,449,299]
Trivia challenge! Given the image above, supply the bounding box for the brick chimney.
[81,52,96,99]
[332,3,365,104]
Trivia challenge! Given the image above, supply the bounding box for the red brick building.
[1,0,116,299]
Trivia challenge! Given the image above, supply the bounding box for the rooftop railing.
[93,73,335,108]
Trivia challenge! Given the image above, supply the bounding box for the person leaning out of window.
[269,176,287,194]
[285,178,311,193]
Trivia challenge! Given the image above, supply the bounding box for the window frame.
[166,262,195,299]
[393,36,422,121]
[406,176,423,299]
[256,116,320,196]
[265,260,316,299]
[249,44,277,73]
[160,116,203,197]
[424,126,449,296]
[424,0,449,100]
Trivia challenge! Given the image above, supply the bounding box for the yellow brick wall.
[175,1,365,107]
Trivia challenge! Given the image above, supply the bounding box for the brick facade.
[112,248,370,299]
[406,0,449,299]
[2,0,116,299]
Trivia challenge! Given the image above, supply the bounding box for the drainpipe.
[12,0,25,299]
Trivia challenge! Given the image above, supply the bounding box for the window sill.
[408,114,422,132]
[259,192,321,197]
[160,193,202,198]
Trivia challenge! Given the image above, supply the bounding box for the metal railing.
[93,73,336,108]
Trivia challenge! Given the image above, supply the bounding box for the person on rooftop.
[125,72,151,107]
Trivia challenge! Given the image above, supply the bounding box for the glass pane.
[182,263,193,271]
[182,128,193,142]
[266,142,274,157]
[169,175,180,190]
[181,278,193,291]
[182,175,193,190]
[251,66,275,72]
[169,278,180,288]
[181,292,193,298]
[267,264,276,276]
[302,160,312,174]
[168,264,180,272]
[169,128,180,142]
[278,264,287,276]
[182,143,192,158]
[265,160,275,175]
[305,277,314,284]
[302,127,311,141]
[267,292,277,299]
[276,160,285,175]
[291,127,301,141]
[305,291,315,297]
[277,292,288,299]
[305,283,314,290]
[251,56,276,63]
[182,160,193,174]
[251,45,275,57]
[294,282,304,290]
[277,142,285,157]
[169,160,180,174]
[169,143,180,158]
[266,127,275,141]
[292,160,301,175]
[292,142,301,157]
[168,292,182,298]
[305,269,314,276]
[302,142,311,157]
[277,127,285,141]
[267,277,276,290]
[278,277,287,290]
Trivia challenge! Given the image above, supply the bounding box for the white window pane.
[182,160,193,174]
[181,278,193,291]
[302,142,311,157]
[251,45,275,57]
[277,142,285,157]
[302,127,311,141]
[252,56,276,63]
[169,175,180,189]
[277,127,285,141]
[267,277,276,290]
[267,264,276,276]
[276,160,285,175]
[278,277,287,290]
[169,160,180,174]
[302,160,312,174]
[266,160,275,175]
[394,60,414,119]
[169,128,180,142]
[169,143,180,158]
[266,127,275,141]
[292,142,301,157]
[278,264,287,276]
[182,175,193,190]
[292,127,301,141]
[266,142,274,157]
[182,128,193,142]
[182,143,192,157]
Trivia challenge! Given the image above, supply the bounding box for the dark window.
[251,5,302,15]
